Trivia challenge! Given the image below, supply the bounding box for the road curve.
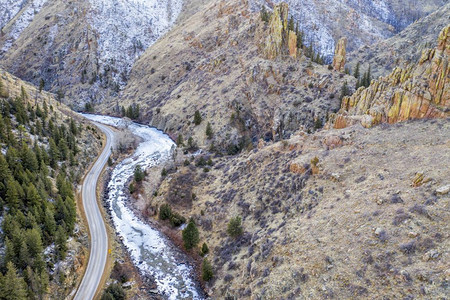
[74,122,115,300]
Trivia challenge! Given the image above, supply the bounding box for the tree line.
[0,83,83,299]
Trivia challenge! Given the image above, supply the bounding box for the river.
[83,115,204,300]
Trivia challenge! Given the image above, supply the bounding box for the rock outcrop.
[331,25,449,129]
[332,37,347,72]
[263,3,293,59]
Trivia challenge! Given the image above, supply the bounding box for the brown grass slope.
[143,118,449,299]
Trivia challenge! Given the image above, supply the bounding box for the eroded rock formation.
[332,25,449,129]
[332,37,347,72]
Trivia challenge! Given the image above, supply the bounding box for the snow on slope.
[249,0,443,60]
[0,0,48,52]
[0,0,27,28]
[88,0,183,87]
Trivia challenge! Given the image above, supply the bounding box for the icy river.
[84,115,203,300]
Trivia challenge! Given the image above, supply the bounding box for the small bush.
[134,165,145,182]
[202,258,214,281]
[196,157,206,167]
[170,212,186,227]
[201,242,209,256]
[183,159,190,166]
[227,216,243,238]
[161,168,168,177]
[159,204,172,220]
[101,283,125,300]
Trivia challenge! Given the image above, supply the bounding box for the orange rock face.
[288,30,297,58]
[332,37,347,72]
[332,25,449,129]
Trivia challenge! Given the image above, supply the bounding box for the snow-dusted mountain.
[0,0,182,107]
[250,0,446,60]
[0,0,446,107]
[87,0,182,86]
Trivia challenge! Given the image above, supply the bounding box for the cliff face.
[347,3,450,79]
[250,0,446,60]
[332,25,449,129]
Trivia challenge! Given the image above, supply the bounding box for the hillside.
[135,117,449,299]
[347,2,450,79]
[0,0,446,109]
[110,0,356,153]
[121,10,450,300]
[0,0,181,108]
[0,69,102,298]
[250,0,447,60]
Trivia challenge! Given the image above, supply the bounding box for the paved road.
[74,122,115,300]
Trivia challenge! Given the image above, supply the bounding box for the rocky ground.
[136,118,449,299]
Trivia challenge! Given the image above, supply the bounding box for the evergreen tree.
[176,134,184,146]
[201,258,213,281]
[353,62,360,80]
[194,110,202,125]
[339,81,351,101]
[205,122,213,139]
[260,5,269,23]
[0,262,28,300]
[55,226,67,260]
[288,16,295,31]
[182,220,199,250]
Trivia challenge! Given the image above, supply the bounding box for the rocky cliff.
[250,0,446,60]
[347,2,450,79]
[331,25,449,129]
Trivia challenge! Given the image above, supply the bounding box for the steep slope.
[249,0,446,60]
[0,68,102,298]
[113,0,355,152]
[330,24,449,129]
[0,0,181,107]
[347,3,450,79]
[141,118,449,299]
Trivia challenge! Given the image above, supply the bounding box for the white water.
[84,115,203,300]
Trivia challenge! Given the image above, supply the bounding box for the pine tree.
[339,81,350,101]
[182,220,199,250]
[260,5,269,23]
[353,62,360,80]
[176,134,184,146]
[288,16,295,31]
[194,110,202,125]
[0,262,28,300]
[205,122,213,139]
[201,258,213,281]
[55,225,67,260]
